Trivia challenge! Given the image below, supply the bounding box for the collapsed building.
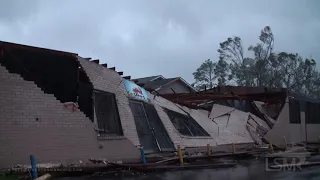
[0,41,216,168]
[162,86,320,147]
[0,41,319,169]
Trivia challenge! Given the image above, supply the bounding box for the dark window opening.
[129,100,159,152]
[289,99,301,124]
[163,108,210,137]
[129,100,175,152]
[306,102,320,124]
[94,90,123,135]
[143,103,175,151]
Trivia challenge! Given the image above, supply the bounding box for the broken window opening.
[163,108,210,137]
[306,102,320,124]
[289,99,301,124]
[261,103,282,119]
[94,90,123,136]
[129,100,175,152]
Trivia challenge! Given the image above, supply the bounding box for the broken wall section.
[0,64,140,169]
[77,57,140,145]
[264,98,305,146]
[210,104,270,146]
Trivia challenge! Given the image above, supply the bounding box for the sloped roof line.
[149,75,165,81]
[153,77,180,91]
[154,77,197,93]
[132,75,165,85]
[178,77,197,92]
[0,40,78,57]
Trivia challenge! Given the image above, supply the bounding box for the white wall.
[264,98,320,146]
[264,98,292,146]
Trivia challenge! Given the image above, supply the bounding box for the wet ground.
[56,160,320,180]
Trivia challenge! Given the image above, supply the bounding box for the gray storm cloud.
[0,0,319,82]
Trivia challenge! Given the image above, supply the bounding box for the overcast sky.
[0,0,319,83]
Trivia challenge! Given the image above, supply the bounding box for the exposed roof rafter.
[91,59,99,64]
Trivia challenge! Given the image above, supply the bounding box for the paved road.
[56,160,320,180]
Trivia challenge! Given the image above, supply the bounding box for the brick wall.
[77,57,221,149]
[77,57,218,149]
[0,64,140,168]
[77,57,140,146]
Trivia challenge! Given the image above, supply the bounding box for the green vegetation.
[193,26,320,98]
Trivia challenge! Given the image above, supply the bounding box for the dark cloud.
[0,0,39,23]
[0,0,319,82]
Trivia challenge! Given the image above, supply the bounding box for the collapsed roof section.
[161,86,288,113]
[0,41,132,121]
[157,86,290,145]
[132,75,196,94]
[3,40,319,149]
[150,91,271,146]
[209,104,270,145]
[159,85,320,147]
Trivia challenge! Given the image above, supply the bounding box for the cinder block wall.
[77,57,140,146]
[0,65,140,168]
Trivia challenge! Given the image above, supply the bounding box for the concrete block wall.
[0,64,140,168]
[77,57,140,146]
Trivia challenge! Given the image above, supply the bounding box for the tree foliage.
[192,59,216,90]
[192,59,230,90]
[193,26,320,98]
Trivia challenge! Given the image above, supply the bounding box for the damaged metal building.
[0,41,319,169]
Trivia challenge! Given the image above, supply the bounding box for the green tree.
[217,36,255,86]
[248,26,275,87]
[192,59,216,90]
[193,25,320,98]
[214,59,229,85]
